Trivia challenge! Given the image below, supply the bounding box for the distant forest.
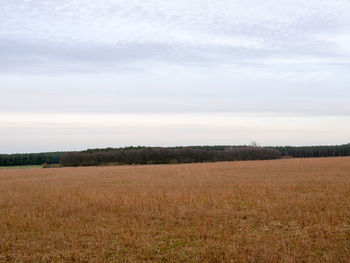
[0,152,65,166]
[274,144,350,158]
[0,144,349,167]
[60,146,282,166]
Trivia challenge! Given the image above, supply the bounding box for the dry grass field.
[1,157,350,262]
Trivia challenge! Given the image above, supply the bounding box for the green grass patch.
[0,165,43,170]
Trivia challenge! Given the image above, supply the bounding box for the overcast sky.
[1,0,350,153]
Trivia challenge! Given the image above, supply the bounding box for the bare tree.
[249,141,259,147]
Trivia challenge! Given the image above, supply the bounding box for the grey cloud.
[1,0,350,72]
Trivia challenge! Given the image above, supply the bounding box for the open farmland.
[1,157,350,262]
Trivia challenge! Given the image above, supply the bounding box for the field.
[1,158,350,262]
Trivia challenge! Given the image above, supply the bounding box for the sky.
[1,0,350,153]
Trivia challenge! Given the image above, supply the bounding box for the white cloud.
[315,33,350,55]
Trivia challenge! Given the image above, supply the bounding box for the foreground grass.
[0,158,350,262]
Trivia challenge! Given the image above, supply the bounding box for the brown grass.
[1,157,350,262]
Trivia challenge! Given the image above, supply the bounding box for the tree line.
[60,146,282,166]
[1,144,349,167]
[273,144,350,158]
[0,152,65,166]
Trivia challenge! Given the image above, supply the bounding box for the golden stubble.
[1,157,350,262]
